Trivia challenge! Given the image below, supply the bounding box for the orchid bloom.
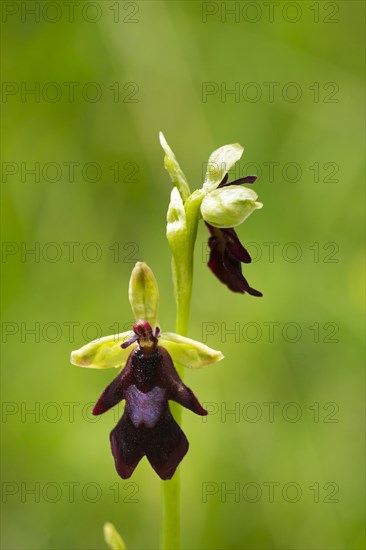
[160,134,263,296]
[71,262,223,479]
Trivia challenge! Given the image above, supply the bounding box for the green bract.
[70,262,223,370]
[201,186,263,228]
[159,132,191,202]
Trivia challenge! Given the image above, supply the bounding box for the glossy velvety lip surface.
[206,223,262,296]
[93,339,207,480]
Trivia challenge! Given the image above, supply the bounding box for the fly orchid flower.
[201,147,263,295]
[70,262,223,480]
[160,134,263,297]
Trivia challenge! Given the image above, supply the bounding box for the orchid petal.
[70,332,136,369]
[201,185,263,228]
[159,332,224,368]
[203,143,244,193]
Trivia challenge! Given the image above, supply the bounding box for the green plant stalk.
[161,190,204,549]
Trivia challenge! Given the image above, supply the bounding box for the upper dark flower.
[206,223,262,296]
[205,174,262,296]
[92,321,207,480]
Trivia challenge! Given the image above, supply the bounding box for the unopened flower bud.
[103,523,126,550]
[129,262,159,327]
[166,187,187,252]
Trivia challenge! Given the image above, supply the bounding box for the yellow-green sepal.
[160,332,224,368]
[70,331,135,369]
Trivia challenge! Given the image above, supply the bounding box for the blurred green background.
[1,1,365,549]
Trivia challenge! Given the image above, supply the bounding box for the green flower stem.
[161,190,204,550]
[161,373,183,549]
[175,189,205,335]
